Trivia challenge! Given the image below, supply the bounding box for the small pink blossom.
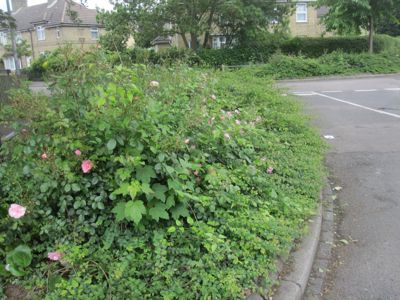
[224,133,231,140]
[235,119,241,125]
[48,251,64,261]
[226,111,233,119]
[184,138,190,145]
[220,115,225,121]
[81,160,93,173]
[8,204,26,219]
[149,80,159,87]
[267,166,274,174]
[210,94,217,100]
[41,153,48,160]
[74,149,82,156]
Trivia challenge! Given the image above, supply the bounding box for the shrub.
[280,34,400,57]
[253,51,400,80]
[0,50,324,299]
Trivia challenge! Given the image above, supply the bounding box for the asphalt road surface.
[279,74,400,300]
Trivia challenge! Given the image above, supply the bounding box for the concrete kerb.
[278,72,400,84]
[247,193,324,300]
[272,204,323,300]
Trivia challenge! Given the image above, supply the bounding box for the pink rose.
[41,153,48,160]
[48,251,63,261]
[8,204,26,219]
[74,149,82,156]
[267,166,274,174]
[149,80,159,87]
[81,160,93,173]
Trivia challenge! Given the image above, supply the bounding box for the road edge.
[278,72,400,83]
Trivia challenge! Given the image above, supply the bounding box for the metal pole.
[6,0,21,75]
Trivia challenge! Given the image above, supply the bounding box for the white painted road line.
[384,88,400,91]
[293,93,316,96]
[313,92,400,119]
[354,89,378,92]
[321,91,343,93]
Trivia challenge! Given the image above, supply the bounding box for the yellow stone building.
[151,1,329,52]
[0,0,104,70]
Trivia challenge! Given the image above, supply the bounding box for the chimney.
[11,0,28,11]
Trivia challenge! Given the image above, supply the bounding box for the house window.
[296,3,308,23]
[212,36,226,49]
[0,32,8,45]
[26,56,32,67]
[36,26,45,41]
[56,28,61,39]
[3,57,21,70]
[90,27,99,40]
[16,32,23,42]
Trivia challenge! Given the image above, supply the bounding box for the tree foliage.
[3,39,32,58]
[317,0,400,52]
[377,5,400,36]
[99,0,292,51]
[0,9,15,30]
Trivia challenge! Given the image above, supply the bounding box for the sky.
[0,0,114,11]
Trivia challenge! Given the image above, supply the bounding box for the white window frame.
[36,26,46,41]
[3,57,21,71]
[90,27,99,40]
[212,36,226,49]
[296,3,308,23]
[0,32,8,45]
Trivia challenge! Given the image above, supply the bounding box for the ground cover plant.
[253,51,400,80]
[0,49,324,299]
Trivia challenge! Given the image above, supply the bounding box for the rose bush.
[0,49,324,299]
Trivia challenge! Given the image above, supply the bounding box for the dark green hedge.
[280,35,400,57]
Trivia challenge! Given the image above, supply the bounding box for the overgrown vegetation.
[0,49,325,299]
[253,51,400,80]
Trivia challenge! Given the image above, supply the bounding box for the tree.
[317,0,400,53]
[377,5,400,36]
[0,9,15,30]
[99,0,292,51]
[3,39,32,58]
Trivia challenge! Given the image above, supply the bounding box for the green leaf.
[112,202,126,222]
[141,183,153,195]
[152,184,168,202]
[125,200,146,224]
[270,189,278,199]
[171,203,189,220]
[6,245,32,276]
[136,165,156,184]
[71,183,80,192]
[8,265,25,277]
[149,203,169,221]
[40,183,49,193]
[107,138,117,151]
[64,184,71,193]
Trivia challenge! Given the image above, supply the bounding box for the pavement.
[278,74,400,300]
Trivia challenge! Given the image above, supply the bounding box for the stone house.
[152,0,329,52]
[0,0,104,70]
